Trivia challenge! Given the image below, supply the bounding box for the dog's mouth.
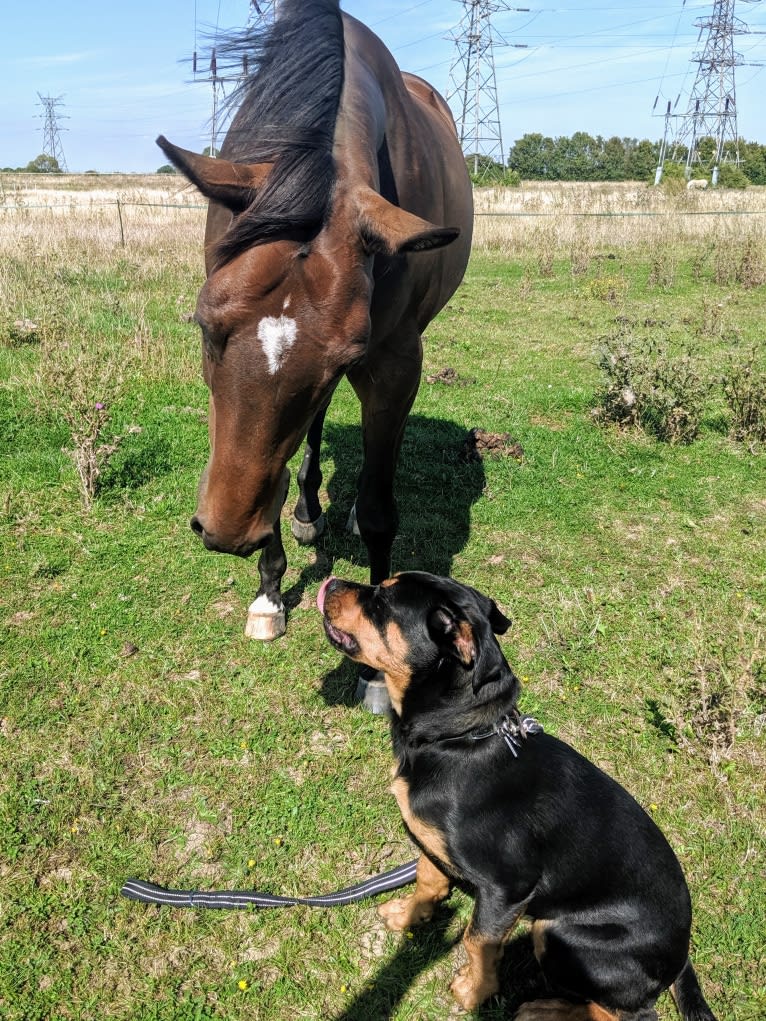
[322,619,360,657]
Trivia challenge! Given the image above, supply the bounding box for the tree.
[626,139,659,181]
[156,164,177,174]
[508,133,556,179]
[25,153,62,174]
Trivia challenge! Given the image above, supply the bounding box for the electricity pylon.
[446,1,525,178]
[36,93,68,172]
[192,1,278,157]
[655,0,764,184]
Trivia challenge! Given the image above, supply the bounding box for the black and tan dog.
[317,571,718,1021]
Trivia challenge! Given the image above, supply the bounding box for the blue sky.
[4,0,765,173]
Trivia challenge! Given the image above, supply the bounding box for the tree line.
[505,132,766,185]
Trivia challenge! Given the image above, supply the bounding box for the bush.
[594,333,713,444]
[35,337,135,508]
[717,163,749,189]
[722,351,766,443]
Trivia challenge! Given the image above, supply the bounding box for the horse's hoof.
[355,671,390,715]
[244,596,286,641]
[291,512,326,545]
[346,503,361,536]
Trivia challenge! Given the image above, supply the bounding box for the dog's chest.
[390,774,453,869]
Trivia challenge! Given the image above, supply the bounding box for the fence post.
[116,199,125,247]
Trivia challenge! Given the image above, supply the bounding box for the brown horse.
[157,0,472,666]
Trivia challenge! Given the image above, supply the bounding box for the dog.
[318,571,718,1021]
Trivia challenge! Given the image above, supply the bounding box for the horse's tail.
[670,959,718,1021]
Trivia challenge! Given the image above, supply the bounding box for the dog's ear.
[488,598,511,636]
[427,604,512,693]
[427,606,476,668]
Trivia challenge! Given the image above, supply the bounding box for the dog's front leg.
[378,853,451,931]
[450,895,526,1011]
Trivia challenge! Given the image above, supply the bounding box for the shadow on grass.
[333,903,459,1021]
[333,920,546,1021]
[284,415,485,696]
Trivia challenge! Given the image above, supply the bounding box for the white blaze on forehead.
[257,315,297,375]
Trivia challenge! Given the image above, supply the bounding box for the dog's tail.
[670,959,718,1021]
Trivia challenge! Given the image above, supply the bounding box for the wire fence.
[2,198,766,250]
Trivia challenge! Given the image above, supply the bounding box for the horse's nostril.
[190,516,204,536]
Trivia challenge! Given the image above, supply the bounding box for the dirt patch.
[460,428,524,463]
[425,366,475,386]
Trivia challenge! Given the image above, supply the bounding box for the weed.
[588,275,627,304]
[646,245,678,291]
[722,349,766,443]
[34,336,134,508]
[594,332,713,444]
[593,336,643,429]
[737,235,766,289]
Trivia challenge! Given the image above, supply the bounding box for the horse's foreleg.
[348,339,422,712]
[350,341,422,585]
[244,468,290,641]
[291,402,329,545]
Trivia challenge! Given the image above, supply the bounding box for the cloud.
[16,51,97,67]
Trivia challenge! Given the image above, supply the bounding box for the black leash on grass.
[120,858,418,911]
[121,716,544,912]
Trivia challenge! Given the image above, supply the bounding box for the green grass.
[1,239,764,1021]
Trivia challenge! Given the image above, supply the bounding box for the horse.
[157,0,473,694]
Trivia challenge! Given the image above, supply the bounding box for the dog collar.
[471,711,544,758]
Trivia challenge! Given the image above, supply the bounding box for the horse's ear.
[354,186,460,255]
[156,136,271,213]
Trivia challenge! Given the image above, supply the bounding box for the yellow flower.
[340,984,348,994]
[247,859,256,869]
[273,837,283,847]
[649,803,658,813]
[238,979,249,991]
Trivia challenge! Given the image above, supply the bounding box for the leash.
[120,858,418,911]
[121,713,542,912]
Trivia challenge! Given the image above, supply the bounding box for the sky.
[3,0,766,174]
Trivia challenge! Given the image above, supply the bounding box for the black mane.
[212,0,345,267]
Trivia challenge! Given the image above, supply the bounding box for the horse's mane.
[212,0,345,267]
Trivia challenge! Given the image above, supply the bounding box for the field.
[1,175,765,1021]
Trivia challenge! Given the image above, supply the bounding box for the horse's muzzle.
[190,516,272,557]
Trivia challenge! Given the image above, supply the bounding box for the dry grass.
[472,180,766,256]
[0,173,206,266]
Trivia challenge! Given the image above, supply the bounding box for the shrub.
[722,350,766,443]
[594,332,713,444]
[35,337,135,508]
[717,163,749,190]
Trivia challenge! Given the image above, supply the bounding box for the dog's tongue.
[317,577,334,614]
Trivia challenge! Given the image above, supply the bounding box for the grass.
[1,178,765,1021]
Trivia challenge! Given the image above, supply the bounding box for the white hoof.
[244,595,286,641]
[346,503,361,536]
[291,512,326,545]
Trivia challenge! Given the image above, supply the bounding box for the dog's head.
[318,572,518,716]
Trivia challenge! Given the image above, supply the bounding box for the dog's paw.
[449,963,498,1012]
[378,895,433,932]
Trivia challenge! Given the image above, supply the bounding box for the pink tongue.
[317,577,334,614]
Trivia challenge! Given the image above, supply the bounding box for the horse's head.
[157,138,460,557]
